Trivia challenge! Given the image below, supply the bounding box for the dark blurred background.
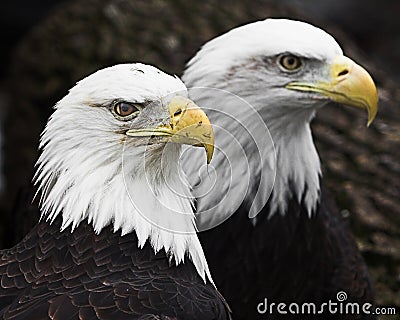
[0,0,399,79]
[0,1,66,77]
[0,0,399,316]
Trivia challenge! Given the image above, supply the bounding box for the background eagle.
[181,18,377,319]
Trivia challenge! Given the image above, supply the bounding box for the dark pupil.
[278,55,301,71]
[116,102,137,116]
[120,104,131,113]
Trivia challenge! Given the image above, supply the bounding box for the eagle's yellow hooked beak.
[126,96,214,164]
[286,55,378,126]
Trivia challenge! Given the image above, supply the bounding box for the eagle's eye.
[278,55,303,72]
[112,101,140,120]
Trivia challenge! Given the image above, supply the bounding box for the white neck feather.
[264,108,321,217]
[34,101,213,284]
[182,69,322,225]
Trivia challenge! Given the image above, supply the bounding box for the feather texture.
[0,217,229,320]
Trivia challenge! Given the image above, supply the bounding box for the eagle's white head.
[182,19,378,226]
[34,63,215,282]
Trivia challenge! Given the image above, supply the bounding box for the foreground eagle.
[0,64,230,319]
[182,19,378,319]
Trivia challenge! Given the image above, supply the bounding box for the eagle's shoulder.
[0,218,230,320]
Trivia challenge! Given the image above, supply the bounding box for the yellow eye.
[278,55,303,72]
[113,102,139,119]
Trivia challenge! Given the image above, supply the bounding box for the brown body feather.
[199,187,375,320]
[0,217,230,320]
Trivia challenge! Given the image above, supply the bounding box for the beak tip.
[366,100,378,127]
[367,115,375,127]
[205,144,214,164]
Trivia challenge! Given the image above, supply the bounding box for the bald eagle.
[182,19,378,319]
[0,64,230,320]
